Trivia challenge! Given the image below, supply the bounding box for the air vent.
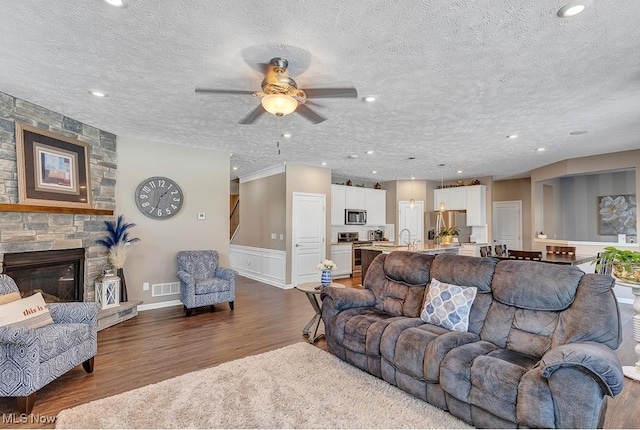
[152,282,180,297]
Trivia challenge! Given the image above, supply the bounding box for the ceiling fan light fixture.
[261,94,298,117]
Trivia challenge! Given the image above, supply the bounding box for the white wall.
[115,137,230,306]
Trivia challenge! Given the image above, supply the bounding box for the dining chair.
[479,246,491,257]
[594,252,613,275]
[494,244,507,257]
[508,250,542,261]
[546,245,576,256]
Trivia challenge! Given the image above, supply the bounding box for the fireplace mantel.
[0,203,113,215]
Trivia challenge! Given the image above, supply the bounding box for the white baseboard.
[236,271,292,289]
[138,299,182,311]
[618,297,633,305]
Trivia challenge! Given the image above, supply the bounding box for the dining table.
[495,252,594,266]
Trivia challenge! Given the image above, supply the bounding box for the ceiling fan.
[195,57,358,125]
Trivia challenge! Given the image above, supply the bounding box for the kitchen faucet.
[399,229,411,248]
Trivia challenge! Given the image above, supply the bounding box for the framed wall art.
[598,194,637,236]
[15,122,92,208]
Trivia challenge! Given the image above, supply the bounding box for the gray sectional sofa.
[321,252,623,428]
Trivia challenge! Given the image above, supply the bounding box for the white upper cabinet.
[332,185,386,226]
[345,186,366,209]
[433,185,486,226]
[365,188,386,226]
[433,187,466,211]
[331,184,346,225]
[465,185,487,226]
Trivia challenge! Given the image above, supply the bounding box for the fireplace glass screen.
[3,248,84,302]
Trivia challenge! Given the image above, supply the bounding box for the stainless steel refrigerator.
[428,211,472,243]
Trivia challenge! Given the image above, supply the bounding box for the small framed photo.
[15,122,92,208]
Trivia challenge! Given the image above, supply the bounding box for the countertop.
[359,244,461,254]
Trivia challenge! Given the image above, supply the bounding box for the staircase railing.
[230,198,240,241]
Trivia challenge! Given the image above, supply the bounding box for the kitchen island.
[360,244,460,282]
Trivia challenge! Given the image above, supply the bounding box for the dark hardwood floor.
[0,275,638,428]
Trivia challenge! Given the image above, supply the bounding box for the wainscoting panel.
[230,245,287,289]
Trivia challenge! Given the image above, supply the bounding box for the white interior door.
[292,193,326,286]
[398,201,424,245]
[492,201,522,250]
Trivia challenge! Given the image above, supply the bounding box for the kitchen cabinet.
[331,185,346,225]
[332,185,386,226]
[361,248,382,282]
[365,188,386,226]
[433,185,486,226]
[465,185,487,226]
[330,244,352,277]
[433,187,466,211]
[345,186,366,209]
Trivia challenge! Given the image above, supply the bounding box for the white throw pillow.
[0,292,54,329]
[420,278,477,332]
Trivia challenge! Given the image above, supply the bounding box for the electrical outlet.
[197,213,206,220]
[143,282,149,291]
[271,233,276,239]
[279,233,284,240]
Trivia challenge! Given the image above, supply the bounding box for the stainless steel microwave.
[345,209,367,225]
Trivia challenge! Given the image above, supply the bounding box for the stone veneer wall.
[0,91,116,301]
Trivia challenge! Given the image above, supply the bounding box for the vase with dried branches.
[96,215,140,302]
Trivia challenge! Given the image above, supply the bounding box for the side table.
[617,280,640,381]
[295,282,345,343]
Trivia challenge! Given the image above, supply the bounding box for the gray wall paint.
[232,173,286,251]
[561,171,636,241]
[116,136,230,305]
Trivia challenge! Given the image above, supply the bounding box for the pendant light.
[439,163,446,212]
[409,157,416,209]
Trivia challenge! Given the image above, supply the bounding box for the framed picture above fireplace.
[15,122,92,208]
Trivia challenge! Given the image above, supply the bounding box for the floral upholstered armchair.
[177,250,237,316]
[0,274,99,414]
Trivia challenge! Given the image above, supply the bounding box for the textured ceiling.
[1,1,639,183]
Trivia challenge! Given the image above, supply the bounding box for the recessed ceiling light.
[557,1,592,18]
[457,170,463,174]
[536,147,546,152]
[411,176,415,180]
[366,150,374,155]
[371,171,377,174]
[569,130,588,135]
[90,90,107,97]
[363,96,376,102]
[348,154,359,159]
[507,134,518,139]
[282,133,292,138]
[321,162,327,166]
[104,0,127,7]
[232,166,238,170]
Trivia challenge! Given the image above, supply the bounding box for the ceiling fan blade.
[303,87,358,99]
[296,103,326,124]
[195,88,255,95]
[239,105,266,125]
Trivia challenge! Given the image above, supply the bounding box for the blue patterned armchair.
[177,250,237,316]
[0,274,99,414]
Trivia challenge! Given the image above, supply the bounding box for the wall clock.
[135,176,184,220]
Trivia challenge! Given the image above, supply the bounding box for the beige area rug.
[56,342,471,429]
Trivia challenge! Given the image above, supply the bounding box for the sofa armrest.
[215,267,237,283]
[48,302,100,325]
[321,287,376,311]
[424,331,480,382]
[0,326,36,345]
[539,341,624,397]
